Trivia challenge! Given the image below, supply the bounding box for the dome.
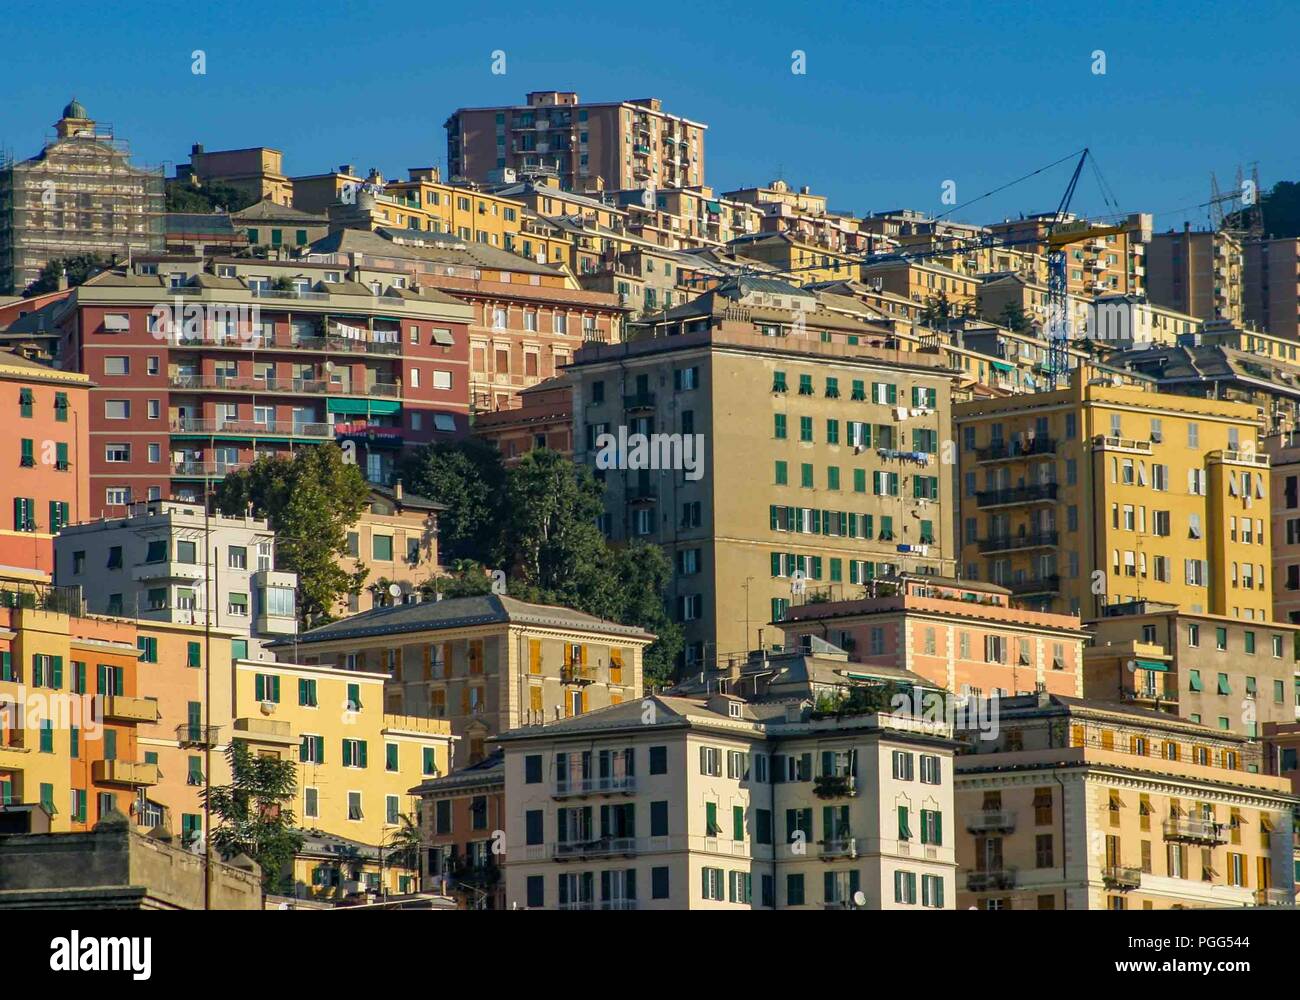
[62,98,88,119]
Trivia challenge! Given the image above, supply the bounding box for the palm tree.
[384,813,424,892]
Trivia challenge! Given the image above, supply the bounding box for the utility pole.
[203,446,214,910]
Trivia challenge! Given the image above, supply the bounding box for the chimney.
[56,265,68,292]
[393,479,404,502]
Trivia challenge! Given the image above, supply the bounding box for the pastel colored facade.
[52,255,473,508]
[0,102,164,296]
[955,693,1298,909]
[723,180,867,256]
[954,366,1270,620]
[54,499,296,658]
[776,575,1087,700]
[494,691,957,910]
[0,571,158,835]
[1085,601,1299,735]
[230,657,452,898]
[447,91,706,193]
[1145,226,1244,325]
[1266,433,1300,625]
[724,232,861,285]
[410,749,506,909]
[1244,237,1300,340]
[0,354,91,573]
[276,594,652,771]
[471,376,573,465]
[568,278,959,669]
[606,186,763,254]
[341,484,442,614]
[860,259,980,313]
[986,215,1147,299]
[305,226,623,415]
[1086,293,1202,349]
[176,144,294,207]
[229,198,328,250]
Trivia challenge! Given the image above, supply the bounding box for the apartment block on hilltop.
[176,144,294,207]
[955,693,1297,910]
[494,667,958,910]
[568,276,959,670]
[0,101,163,295]
[1266,433,1300,625]
[1084,600,1299,735]
[954,366,1270,620]
[273,594,653,770]
[1145,226,1243,325]
[775,574,1086,699]
[1244,237,1300,339]
[447,92,705,192]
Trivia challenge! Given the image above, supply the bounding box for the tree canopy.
[24,252,113,297]
[202,741,303,892]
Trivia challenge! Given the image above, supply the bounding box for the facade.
[723,180,867,256]
[53,499,297,657]
[471,375,573,465]
[410,749,506,909]
[495,688,958,910]
[955,693,1297,909]
[987,215,1148,300]
[164,214,249,257]
[776,574,1087,699]
[176,144,294,207]
[569,276,959,669]
[1086,294,1201,349]
[954,366,1271,620]
[0,353,91,573]
[230,199,328,250]
[1267,433,1300,625]
[341,483,442,614]
[447,91,706,192]
[275,594,653,770]
[1085,600,1299,735]
[1244,237,1300,339]
[0,101,163,296]
[1145,227,1244,325]
[52,254,473,509]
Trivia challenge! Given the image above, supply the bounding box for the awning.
[706,201,721,213]
[103,314,131,331]
[990,360,1014,373]
[431,328,454,346]
[1135,659,1168,672]
[326,398,401,416]
[433,413,457,432]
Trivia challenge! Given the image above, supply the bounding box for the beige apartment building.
[447,91,705,192]
[776,574,1087,699]
[1245,237,1300,339]
[987,215,1147,300]
[1266,433,1300,625]
[176,144,294,207]
[276,594,653,770]
[496,683,958,910]
[1145,226,1244,326]
[1084,600,1299,735]
[340,483,443,614]
[568,276,960,671]
[955,693,1297,909]
[954,367,1271,620]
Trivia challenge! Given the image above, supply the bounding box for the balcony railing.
[820,836,858,860]
[1254,887,1295,908]
[622,391,656,411]
[966,810,1016,833]
[554,836,637,859]
[966,869,1017,892]
[975,438,1056,463]
[1008,575,1061,596]
[1162,817,1227,844]
[170,418,334,440]
[978,531,1059,554]
[553,775,636,798]
[560,664,597,686]
[1102,865,1142,890]
[813,774,858,799]
[92,760,159,787]
[975,484,1058,508]
[599,899,638,910]
[172,460,251,478]
[1091,435,1153,454]
[101,695,160,724]
[177,723,221,748]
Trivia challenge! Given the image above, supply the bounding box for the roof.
[308,226,563,278]
[231,198,328,224]
[368,482,444,513]
[275,593,655,647]
[165,213,239,237]
[409,749,503,796]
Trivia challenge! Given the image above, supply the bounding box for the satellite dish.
[852,890,867,908]
[324,361,335,373]
[388,583,402,598]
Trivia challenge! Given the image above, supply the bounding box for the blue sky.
[3,0,1295,232]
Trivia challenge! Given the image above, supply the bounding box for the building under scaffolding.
[0,99,164,295]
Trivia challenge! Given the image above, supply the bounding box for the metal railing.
[978,531,1059,554]
[1162,817,1227,843]
[966,810,1016,833]
[975,484,1058,507]
[170,418,334,439]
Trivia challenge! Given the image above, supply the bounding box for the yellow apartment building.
[231,656,452,897]
[339,483,443,614]
[725,233,861,285]
[275,594,652,771]
[860,259,980,314]
[954,366,1270,620]
[956,693,1297,909]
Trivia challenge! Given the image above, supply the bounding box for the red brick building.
[472,375,572,464]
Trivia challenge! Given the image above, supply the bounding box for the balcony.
[1162,817,1227,844]
[975,484,1058,508]
[975,438,1057,463]
[599,899,638,911]
[978,531,1058,554]
[132,560,205,583]
[177,723,221,748]
[1102,865,1142,890]
[101,695,160,724]
[92,760,159,788]
[560,664,597,686]
[813,774,857,799]
[1254,888,1295,908]
[1008,575,1060,597]
[627,484,657,505]
[172,460,251,478]
[169,373,327,395]
[556,900,597,911]
[1091,435,1153,455]
[820,837,858,860]
[966,869,1017,892]
[232,717,296,746]
[554,836,637,860]
[965,810,1016,834]
[622,391,656,413]
[170,418,334,441]
[553,775,637,799]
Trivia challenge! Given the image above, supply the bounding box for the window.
[891,750,913,781]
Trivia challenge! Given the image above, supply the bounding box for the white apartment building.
[53,499,297,659]
[495,688,958,910]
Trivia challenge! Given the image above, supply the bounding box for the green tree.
[202,741,303,892]
[384,813,423,888]
[165,178,257,214]
[598,541,682,688]
[213,444,370,626]
[997,301,1030,333]
[397,439,507,562]
[24,252,113,296]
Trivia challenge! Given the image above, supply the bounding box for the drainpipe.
[1053,771,1068,902]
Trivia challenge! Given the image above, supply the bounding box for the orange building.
[410,749,505,909]
[776,574,1087,699]
[0,354,91,573]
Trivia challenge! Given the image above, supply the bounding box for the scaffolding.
[0,122,164,294]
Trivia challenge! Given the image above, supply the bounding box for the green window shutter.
[33,655,43,687]
[255,674,264,701]
[771,552,781,576]
[187,642,201,667]
[347,682,361,709]
[359,740,368,768]
[935,812,943,846]
[386,744,398,770]
[51,656,62,690]
[733,805,744,841]
[706,801,717,835]
[299,736,309,762]
[272,675,281,702]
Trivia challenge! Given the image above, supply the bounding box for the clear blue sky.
[3,0,1295,232]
